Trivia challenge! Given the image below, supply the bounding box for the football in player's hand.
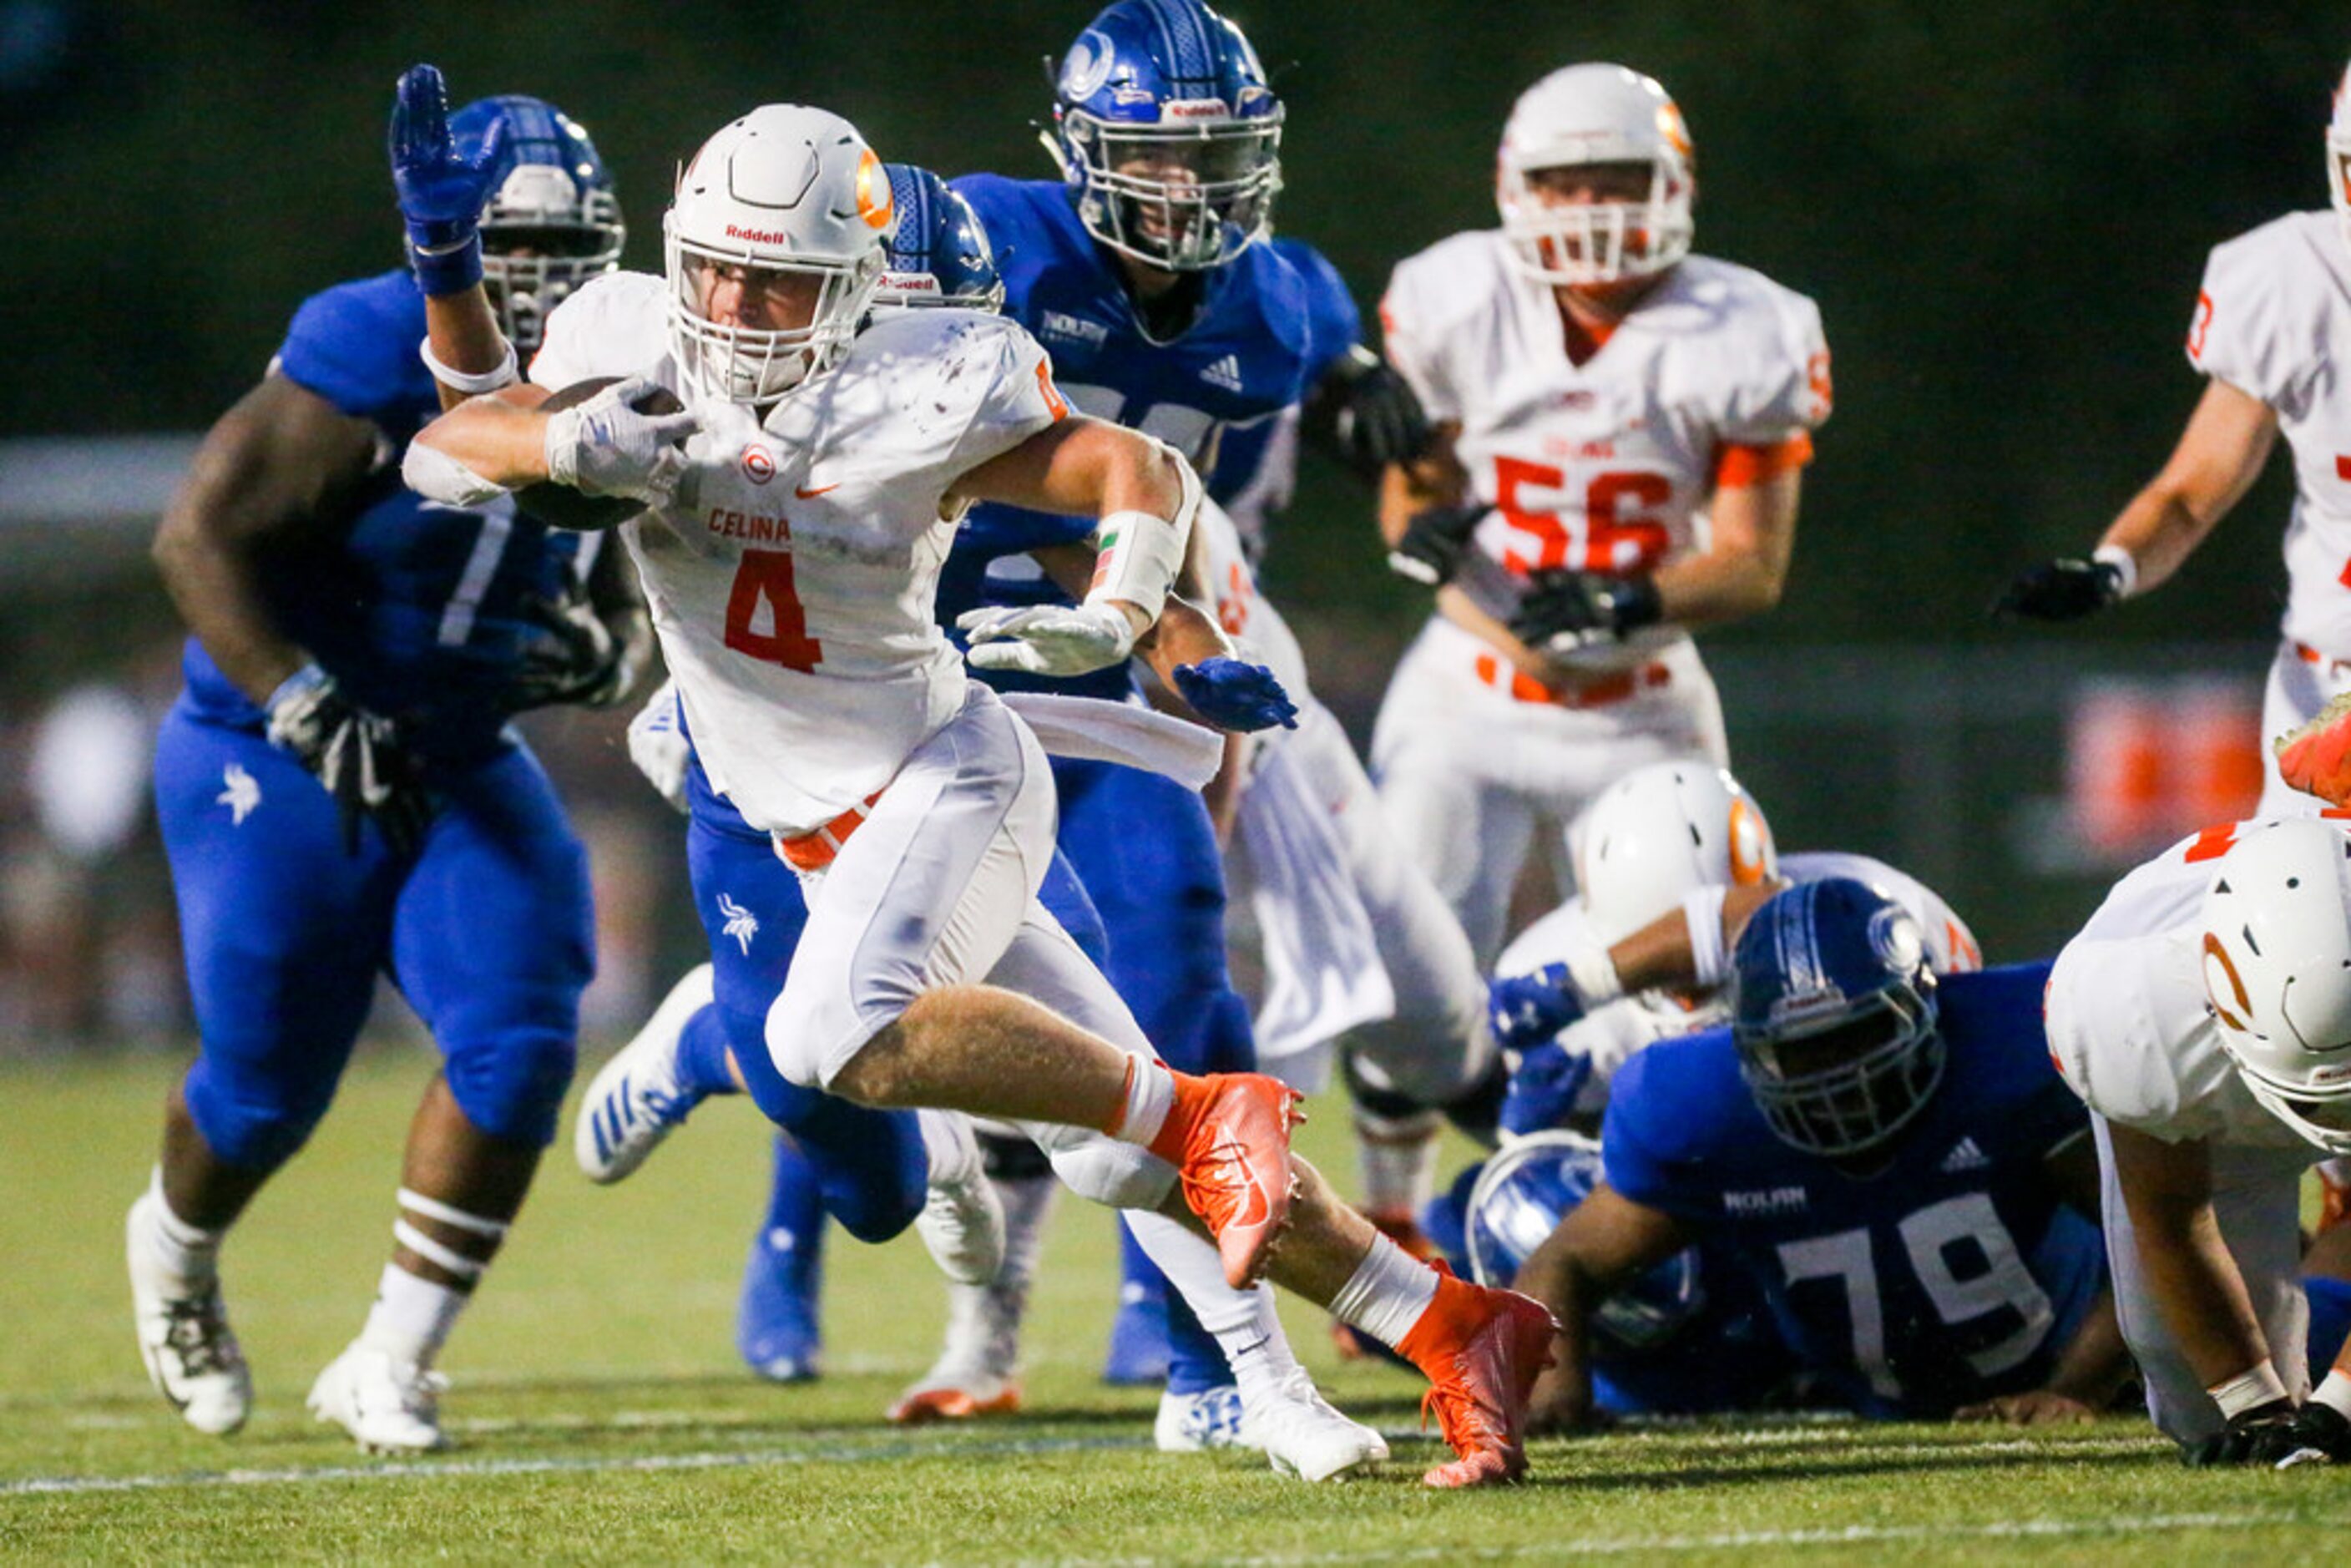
[513,377,686,531]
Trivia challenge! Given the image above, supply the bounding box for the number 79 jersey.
[1380,232,1828,666]
[531,271,1067,836]
[1601,964,2105,1418]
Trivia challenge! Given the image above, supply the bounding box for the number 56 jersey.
[1380,233,1828,672]
[531,272,1067,836]
[1601,963,2106,1419]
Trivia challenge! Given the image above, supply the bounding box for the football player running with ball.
[129,83,640,1453]
[408,99,1555,1488]
[1374,64,1829,968]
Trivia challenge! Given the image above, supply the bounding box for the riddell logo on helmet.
[724,224,791,245]
[1161,99,1231,122]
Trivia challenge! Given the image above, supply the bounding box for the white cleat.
[126,1192,251,1437]
[574,964,715,1184]
[1242,1367,1391,1482]
[913,1111,1006,1287]
[306,1343,450,1454]
[888,1276,1027,1424]
[1155,1383,1249,1452]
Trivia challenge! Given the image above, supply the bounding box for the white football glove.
[626,678,692,814]
[957,603,1137,676]
[544,376,700,503]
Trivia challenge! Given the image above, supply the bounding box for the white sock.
[1125,1210,1300,1407]
[141,1167,225,1282]
[1327,1232,1441,1351]
[993,1171,1058,1292]
[358,1262,468,1369]
[1354,1111,1441,1222]
[1110,1059,1176,1149]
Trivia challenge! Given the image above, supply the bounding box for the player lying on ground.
[1509,880,2129,1432]
[129,83,640,1454]
[404,91,1555,1486]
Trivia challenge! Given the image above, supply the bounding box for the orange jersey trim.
[1711,431,1814,489]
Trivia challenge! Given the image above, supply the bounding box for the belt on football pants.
[773,790,884,873]
[1472,651,1671,710]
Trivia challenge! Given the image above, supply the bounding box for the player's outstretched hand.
[1488,962,1588,1055]
[1172,657,1299,733]
[507,587,651,711]
[544,377,700,502]
[389,64,507,295]
[626,680,692,814]
[1953,1389,2097,1428]
[1508,569,1663,657]
[1387,501,1488,587]
[265,666,437,858]
[1523,1361,1607,1438]
[958,603,1137,676]
[1327,347,1431,477]
[1992,557,2124,621]
[1499,1039,1594,1140]
[2182,1398,2308,1468]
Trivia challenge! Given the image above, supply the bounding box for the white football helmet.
[2199,817,2351,1155]
[1574,760,1777,947]
[2329,62,2351,255]
[665,105,895,404]
[1496,63,1694,287]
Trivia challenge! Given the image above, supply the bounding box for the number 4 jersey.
[1600,963,2106,1419]
[1379,232,1828,675]
[529,271,1068,836]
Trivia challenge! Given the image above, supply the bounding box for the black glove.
[2182,1398,2308,1468]
[1993,557,2125,621]
[506,585,652,711]
[1317,345,1432,478]
[1508,569,1665,655]
[2277,1401,2351,1465]
[1388,502,1489,587]
[265,667,436,857]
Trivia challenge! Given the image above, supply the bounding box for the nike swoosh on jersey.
[795,483,839,498]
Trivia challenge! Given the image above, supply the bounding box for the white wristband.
[2314,1368,2351,1423]
[2209,1358,2289,1419]
[1084,447,1200,629]
[1684,885,1733,990]
[418,336,519,397]
[2093,543,2139,600]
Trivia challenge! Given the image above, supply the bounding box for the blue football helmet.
[870,164,1004,316]
[1049,0,1283,271]
[1465,1131,1705,1352]
[1732,878,1944,1158]
[447,95,625,353]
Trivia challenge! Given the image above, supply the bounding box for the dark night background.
[0,1,2342,1024]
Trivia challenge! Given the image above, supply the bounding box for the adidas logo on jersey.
[1199,354,1244,392]
[1939,1136,1990,1174]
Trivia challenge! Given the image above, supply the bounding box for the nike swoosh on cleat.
[1220,1138,1268,1228]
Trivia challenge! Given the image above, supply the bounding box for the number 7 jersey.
[1380,232,1828,669]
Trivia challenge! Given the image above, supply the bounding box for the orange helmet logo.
[2202,930,2251,1032]
[1727,797,1772,886]
[1656,100,1692,164]
[854,149,894,231]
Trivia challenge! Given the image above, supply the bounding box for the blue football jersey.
[1206,236,1361,514]
[1602,963,2104,1419]
[178,269,590,760]
[938,176,1321,700]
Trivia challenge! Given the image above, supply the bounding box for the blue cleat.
[1102,1275,1171,1387]
[737,1136,827,1383]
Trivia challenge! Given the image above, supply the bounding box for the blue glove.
[1486,961,1587,1054]
[1499,1039,1594,1140]
[1173,657,1300,733]
[389,63,505,296]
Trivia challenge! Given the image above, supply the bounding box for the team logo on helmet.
[1061,30,1115,99]
[854,149,894,230]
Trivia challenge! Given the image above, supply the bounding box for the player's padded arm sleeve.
[2044,928,2220,1139]
[1376,260,1460,426]
[1716,285,1831,449]
[1277,238,1367,381]
[527,271,670,392]
[2188,228,2307,419]
[276,278,426,428]
[1596,1050,1713,1222]
[942,319,1071,479]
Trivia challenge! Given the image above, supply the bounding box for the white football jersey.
[2047,818,2319,1148]
[2188,212,2351,659]
[531,272,1066,834]
[1380,234,1828,672]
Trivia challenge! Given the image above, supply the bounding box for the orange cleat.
[2277,691,2351,807]
[1395,1262,1558,1488]
[1148,1071,1302,1288]
[886,1376,1023,1426]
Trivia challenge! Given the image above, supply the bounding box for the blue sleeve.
[275,271,434,431]
[1945,962,2090,1161]
[1599,1044,1716,1222]
[1272,239,1364,380]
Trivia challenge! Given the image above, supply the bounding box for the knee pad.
[1046,1130,1176,1210]
[443,1024,577,1147]
[1342,1042,1432,1123]
[1347,1012,1487,1109]
[182,1057,333,1173]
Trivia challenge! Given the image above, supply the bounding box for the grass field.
[8,1048,2351,1564]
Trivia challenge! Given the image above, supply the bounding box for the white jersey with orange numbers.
[1380,234,1829,674]
[2045,817,2325,1150]
[2187,212,2351,660]
[530,271,1066,835]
